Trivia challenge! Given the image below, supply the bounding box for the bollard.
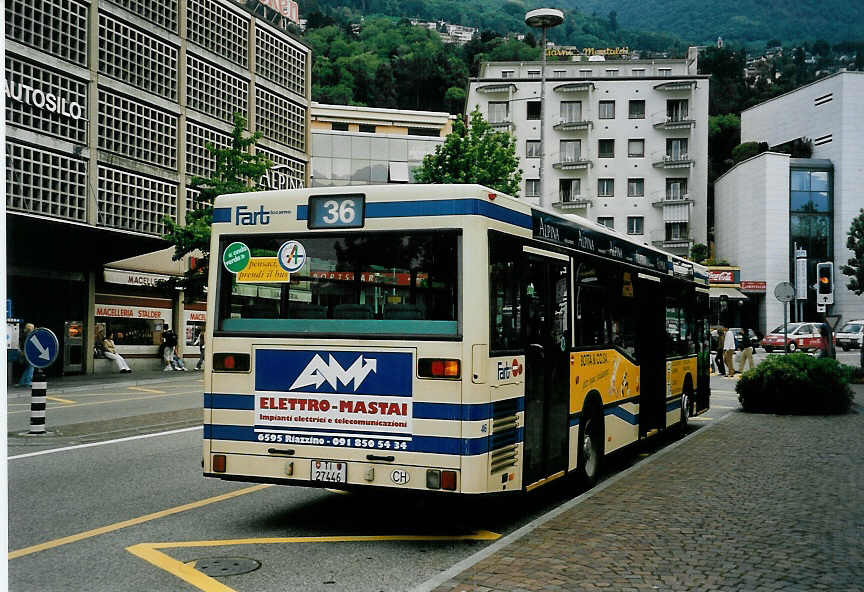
[29,368,47,435]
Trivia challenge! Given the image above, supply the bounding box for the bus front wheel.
[577,407,604,487]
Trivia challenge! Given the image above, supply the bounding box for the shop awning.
[709,287,749,300]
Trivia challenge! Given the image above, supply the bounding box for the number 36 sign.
[308,194,365,229]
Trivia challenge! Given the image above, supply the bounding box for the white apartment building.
[715,71,864,331]
[466,50,709,257]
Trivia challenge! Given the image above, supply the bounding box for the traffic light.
[817,262,834,305]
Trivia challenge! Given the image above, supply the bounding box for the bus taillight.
[213,353,250,372]
[419,358,460,379]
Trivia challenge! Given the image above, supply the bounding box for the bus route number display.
[308,194,365,229]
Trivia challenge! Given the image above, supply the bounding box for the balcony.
[553,119,592,131]
[653,117,695,131]
[651,236,693,254]
[651,194,693,207]
[653,154,693,169]
[553,158,592,170]
[554,195,592,210]
[553,82,595,93]
[653,80,697,92]
[488,120,514,130]
[476,83,517,94]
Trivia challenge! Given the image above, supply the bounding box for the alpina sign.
[259,165,305,190]
[5,79,84,120]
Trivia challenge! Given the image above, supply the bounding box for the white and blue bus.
[203,184,710,494]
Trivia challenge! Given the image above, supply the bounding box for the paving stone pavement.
[432,407,864,592]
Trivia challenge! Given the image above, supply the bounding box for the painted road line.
[711,404,737,409]
[9,484,271,560]
[46,396,76,404]
[410,408,735,592]
[128,386,166,394]
[690,416,713,421]
[6,390,200,416]
[127,532,501,592]
[9,426,202,460]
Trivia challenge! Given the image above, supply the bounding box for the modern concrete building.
[466,49,709,257]
[6,0,311,375]
[310,103,454,187]
[715,72,864,333]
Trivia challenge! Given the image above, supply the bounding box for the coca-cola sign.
[708,268,740,284]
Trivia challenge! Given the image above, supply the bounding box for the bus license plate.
[311,460,347,484]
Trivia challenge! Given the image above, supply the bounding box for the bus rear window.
[216,230,459,337]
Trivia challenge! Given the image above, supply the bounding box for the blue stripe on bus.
[205,394,524,421]
[666,400,682,413]
[297,198,532,229]
[605,405,639,425]
[203,424,522,456]
[213,207,232,223]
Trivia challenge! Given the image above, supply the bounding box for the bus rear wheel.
[577,408,603,487]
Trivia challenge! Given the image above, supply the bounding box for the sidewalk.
[6,367,202,399]
[423,387,864,592]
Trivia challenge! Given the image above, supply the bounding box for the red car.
[761,322,825,353]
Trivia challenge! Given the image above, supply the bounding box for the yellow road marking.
[690,416,713,421]
[9,484,270,560]
[127,531,500,592]
[6,391,201,416]
[711,404,736,409]
[46,396,76,404]
[128,386,166,394]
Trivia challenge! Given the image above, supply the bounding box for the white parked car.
[761,322,824,353]
[835,320,864,351]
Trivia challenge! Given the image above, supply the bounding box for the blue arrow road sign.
[24,328,59,368]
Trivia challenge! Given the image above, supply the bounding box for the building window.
[666,222,688,240]
[667,99,689,122]
[560,140,581,163]
[256,26,307,97]
[489,101,509,123]
[599,100,615,119]
[553,69,566,78]
[598,178,614,197]
[6,141,88,222]
[528,70,541,79]
[597,217,614,229]
[526,140,541,158]
[606,69,619,77]
[628,100,645,119]
[560,179,581,202]
[627,178,644,197]
[187,53,248,123]
[525,178,540,197]
[628,139,645,157]
[501,70,515,79]
[579,69,592,78]
[256,86,307,152]
[560,101,582,123]
[331,122,349,131]
[358,124,376,134]
[666,178,688,199]
[187,121,232,179]
[598,139,615,158]
[790,169,831,213]
[407,127,440,137]
[632,68,645,77]
[527,101,541,120]
[187,0,249,68]
[666,138,688,160]
[627,216,644,235]
[658,68,672,77]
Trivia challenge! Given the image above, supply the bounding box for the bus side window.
[489,234,522,351]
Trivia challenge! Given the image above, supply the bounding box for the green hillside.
[568,0,864,45]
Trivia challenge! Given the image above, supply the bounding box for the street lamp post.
[525,8,564,209]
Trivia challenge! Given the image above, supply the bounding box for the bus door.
[636,276,666,435]
[522,254,570,487]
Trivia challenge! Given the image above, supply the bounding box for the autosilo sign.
[5,79,84,120]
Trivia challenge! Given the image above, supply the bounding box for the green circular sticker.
[223,242,251,273]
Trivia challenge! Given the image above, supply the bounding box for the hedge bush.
[735,353,853,414]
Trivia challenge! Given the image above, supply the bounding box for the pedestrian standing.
[161,326,179,371]
[102,331,132,373]
[195,325,205,370]
[16,323,35,387]
[714,328,726,376]
[723,326,737,377]
[739,327,755,372]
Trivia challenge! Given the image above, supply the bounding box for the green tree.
[690,243,709,264]
[161,113,272,300]
[413,108,522,196]
[841,209,864,295]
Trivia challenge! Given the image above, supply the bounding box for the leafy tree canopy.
[161,113,272,300]
[841,209,864,295]
[413,108,522,196]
